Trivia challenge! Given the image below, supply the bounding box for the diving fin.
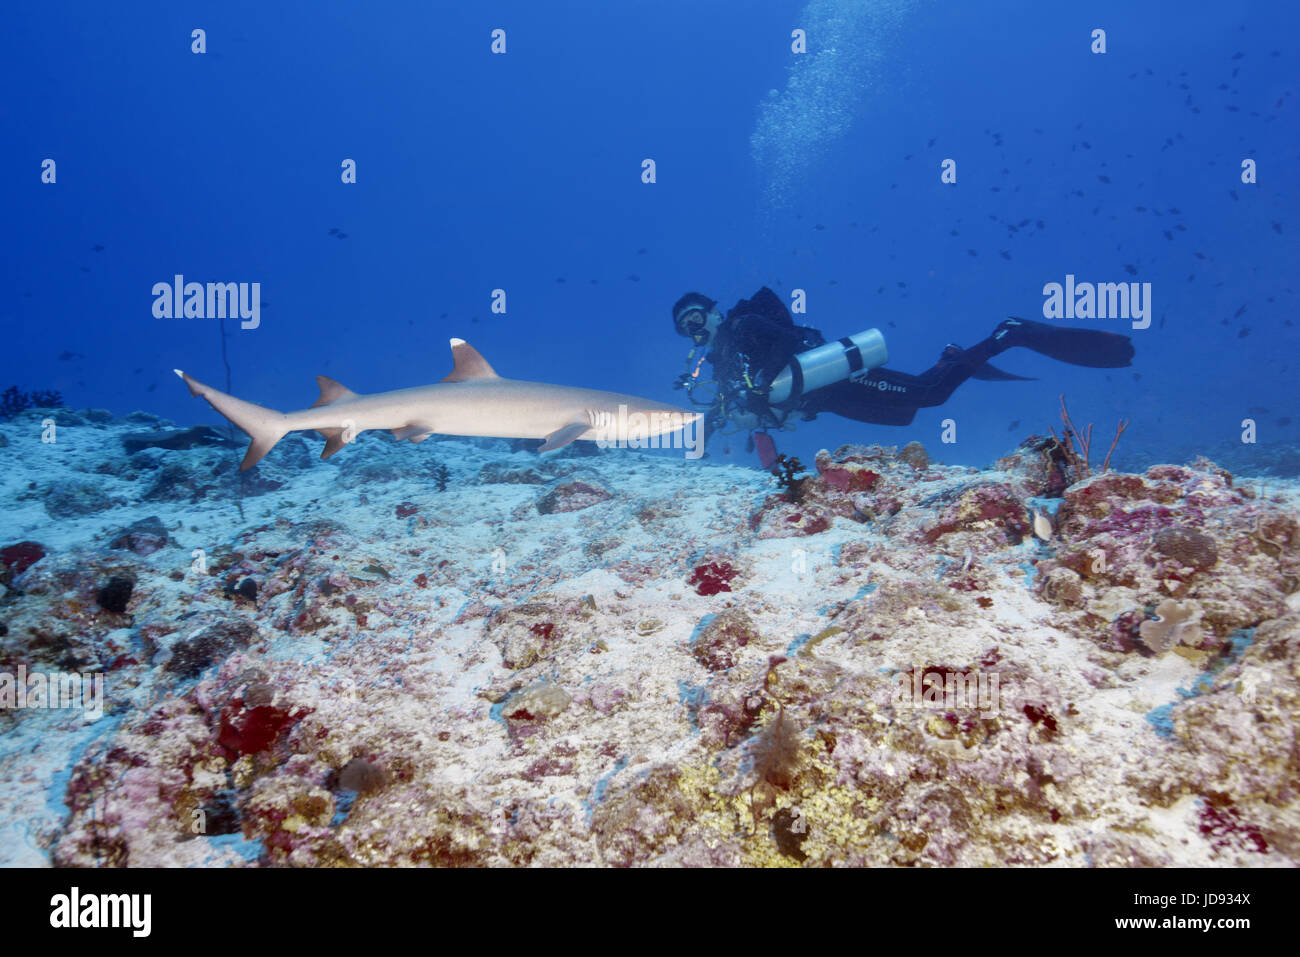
[998,317,1135,369]
[970,362,1036,382]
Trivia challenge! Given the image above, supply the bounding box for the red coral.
[819,466,880,492]
[0,541,46,576]
[688,561,736,596]
[217,703,306,755]
[395,502,419,518]
[1198,800,1268,854]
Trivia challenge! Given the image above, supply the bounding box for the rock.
[923,483,1030,544]
[536,480,612,514]
[121,425,238,455]
[692,608,761,671]
[108,516,170,556]
[487,602,567,669]
[479,463,547,484]
[44,480,119,517]
[163,616,258,678]
[0,541,47,584]
[1152,527,1218,571]
[898,441,930,469]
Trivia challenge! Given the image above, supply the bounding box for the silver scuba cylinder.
[767,328,888,404]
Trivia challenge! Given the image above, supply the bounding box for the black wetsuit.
[708,286,1135,428]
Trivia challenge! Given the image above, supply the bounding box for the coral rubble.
[1,413,1297,867]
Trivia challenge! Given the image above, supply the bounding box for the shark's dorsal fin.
[442,338,500,382]
[312,375,358,407]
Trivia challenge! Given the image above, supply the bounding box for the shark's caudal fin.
[174,370,288,471]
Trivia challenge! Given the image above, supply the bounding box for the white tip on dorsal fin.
[442,338,500,382]
[312,375,359,408]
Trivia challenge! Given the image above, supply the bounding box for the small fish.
[1278,418,1293,426]
[1234,305,1247,317]
[626,274,640,282]
[1238,328,1251,338]
[1123,264,1138,276]
[1097,175,1111,183]
[1000,251,1011,260]
[1032,509,1053,541]
[1007,419,1020,431]
[637,247,647,254]
[91,244,104,253]
[57,350,83,361]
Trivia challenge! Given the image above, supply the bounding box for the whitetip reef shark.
[175,338,703,470]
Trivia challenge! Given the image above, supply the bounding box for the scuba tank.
[767,328,889,404]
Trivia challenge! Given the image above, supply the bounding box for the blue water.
[4,1,1297,473]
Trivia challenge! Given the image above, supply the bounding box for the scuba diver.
[670,287,1135,466]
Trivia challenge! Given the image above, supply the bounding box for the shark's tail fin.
[174,370,288,470]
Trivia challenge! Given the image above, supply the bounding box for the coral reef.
[1,410,1297,867]
[0,386,63,420]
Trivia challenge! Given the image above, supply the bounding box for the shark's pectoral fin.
[392,423,436,443]
[538,421,589,453]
